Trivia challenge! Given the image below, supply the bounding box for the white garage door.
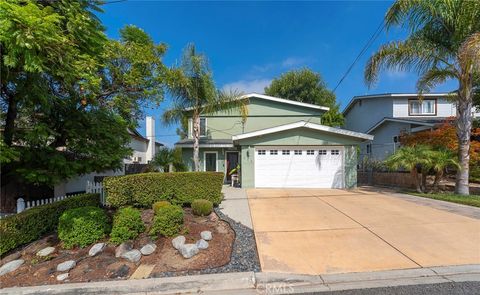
[254,146,345,188]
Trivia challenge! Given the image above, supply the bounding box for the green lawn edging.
[410,193,480,208]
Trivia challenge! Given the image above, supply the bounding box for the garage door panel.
[254,146,344,188]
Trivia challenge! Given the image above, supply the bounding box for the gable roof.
[232,120,373,141]
[185,93,330,112]
[366,117,436,134]
[342,92,453,115]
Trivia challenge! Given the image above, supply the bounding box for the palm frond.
[416,68,457,93]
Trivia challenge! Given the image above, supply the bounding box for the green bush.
[149,205,184,237]
[191,199,213,216]
[104,172,224,208]
[58,206,110,249]
[152,201,171,214]
[0,193,100,256]
[110,207,145,245]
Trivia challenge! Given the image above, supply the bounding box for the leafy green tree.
[151,147,185,172]
[162,44,245,171]
[384,145,432,193]
[264,68,344,126]
[365,0,480,195]
[0,1,167,205]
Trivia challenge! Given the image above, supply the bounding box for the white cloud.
[386,68,408,79]
[222,79,272,94]
[281,57,308,68]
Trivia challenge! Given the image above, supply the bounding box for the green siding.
[240,145,255,188]
[191,97,324,140]
[236,127,363,146]
[180,147,229,173]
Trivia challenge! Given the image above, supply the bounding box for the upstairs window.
[199,118,207,137]
[409,99,436,116]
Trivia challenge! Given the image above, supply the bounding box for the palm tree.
[151,147,175,172]
[162,44,247,171]
[365,0,480,195]
[384,145,432,192]
[430,149,460,191]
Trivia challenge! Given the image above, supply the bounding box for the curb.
[1,265,479,294]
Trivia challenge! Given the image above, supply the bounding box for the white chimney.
[146,116,155,162]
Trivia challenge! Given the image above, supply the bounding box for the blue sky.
[99,1,457,146]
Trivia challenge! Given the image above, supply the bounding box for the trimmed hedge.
[0,193,100,256]
[149,205,184,237]
[104,172,224,208]
[191,199,213,216]
[58,206,110,249]
[110,207,145,245]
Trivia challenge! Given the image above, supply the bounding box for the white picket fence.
[13,181,106,215]
[16,194,81,214]
[86,181,106,205]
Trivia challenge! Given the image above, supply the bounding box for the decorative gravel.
[152,208,260,277]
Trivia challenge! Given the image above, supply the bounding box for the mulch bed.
[0,208,235,288]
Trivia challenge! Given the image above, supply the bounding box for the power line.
[332,19,386,93]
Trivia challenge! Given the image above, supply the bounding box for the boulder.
[36,246,55,257]
[89,243,106,257]
[208,212,219,222]
[115,242,132,258]
[200,231,212,241]
[56,260,76,272]
[196,239,209,250]
[1,252,21,265]
[172,236,186,250]
[121,249,142,263]
[56,273,69,281]
[0,259,24,276]
[179,244,199,259]
[140,243,156,256]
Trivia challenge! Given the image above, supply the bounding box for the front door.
[205,152,217,172]
[226,152,239,182]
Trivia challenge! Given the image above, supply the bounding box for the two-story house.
[175,93,373,189]
[343,93,480,161]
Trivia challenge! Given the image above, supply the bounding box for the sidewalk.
[2,265,479,294]
[219,186,253,229]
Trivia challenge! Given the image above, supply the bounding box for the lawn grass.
[410,192,480,208]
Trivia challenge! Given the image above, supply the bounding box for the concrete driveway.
[248,188,480,275]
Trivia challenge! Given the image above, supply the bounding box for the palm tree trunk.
[192,113,201,171]
[433,170,443,192]
[455,83,472,195]
[411,168,422,193]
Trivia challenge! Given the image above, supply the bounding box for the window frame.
[203,151,218,172]
[282,150,290,155]
[331,149,340,155]
[319,150,327,155]
[294,150,302,155]
[269,150,278,155]
[408,99,437,116]
[257,150,266,155]
[306,150,315,155]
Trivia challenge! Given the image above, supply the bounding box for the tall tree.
[264,68,344,126]
[162,44,245,171]
[365,0,480,195]
[0,1,167,200]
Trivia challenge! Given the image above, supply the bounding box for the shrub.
[152,201,171,214]
[104,172,224,208]
[0,193,100,256]
[191,199,213,216]
[110,207,145,245]
[149,205,184,237]
[58,206,110,249]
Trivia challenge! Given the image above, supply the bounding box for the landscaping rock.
[107,263,130,279]
[179,244,199,259]
[1,252,21,265]
[172,235,186,250]
[56,273,69,281]
[56,260,76,272]
[200,230,212,241]
[0,259,24,276]
[36,246,55,257]
[89,243,106,257]
[121,249,142,263]
[115,241,133,258]
[196,239,209,250]
[140,243,156,256]
[208,212,219,222]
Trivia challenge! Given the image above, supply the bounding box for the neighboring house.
[54,116,163,196]
[343,93,480,162]
[175,93,373,189]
